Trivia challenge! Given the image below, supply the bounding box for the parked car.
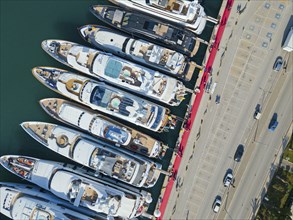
[212,196,222,213]
[268,113,278,132]
[223,171,233,187]
[234,144,244,162]
[254,104,262,120]
[273,56,283,72]
[215,95,221,104]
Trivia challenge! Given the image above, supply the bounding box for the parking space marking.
[236,81,252,91]
[245,63,259,75]
[201,160,216,172]
[235,48,250,60]
[251,48,268,58]
[239,40,254,51]
[194,178,209,191]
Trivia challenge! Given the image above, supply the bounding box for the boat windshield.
[121,13,131,26]
[90,86,113,108]
[68,179,82,203]
[150,106,164,130]
[103,125,130,145]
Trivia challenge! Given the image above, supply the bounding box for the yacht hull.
[39,98,166,158]
[0,155,152,218]
[89,5,200,57]
[20,121,163,188]
[79,25,197,81]
[32,66,173,132]
[41,39,188,106]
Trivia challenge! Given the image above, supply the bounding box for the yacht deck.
[22,123,53,144]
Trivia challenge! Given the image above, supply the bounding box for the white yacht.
[32,66,176,132]
[79,25,197,81]
[0,155,152,218]
[107,0,207,34]
[42,39,188,106]
[40,98,166,158]
[0,182,101,220]
[21,121,165,188]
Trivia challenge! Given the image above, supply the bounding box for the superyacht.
[0,155,152,218]
[42,39,188,106]
[21,121,166,188]
[0,182,101,220]
[32,66,176,132]
[108,0,207,34]
[40,98,167,158]
[79,25,197,81]
[89,5,200,56]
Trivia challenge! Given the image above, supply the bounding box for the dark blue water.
[0,0,222,219]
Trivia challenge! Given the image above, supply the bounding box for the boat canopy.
[72,139,97,166]
[50,171,77,201]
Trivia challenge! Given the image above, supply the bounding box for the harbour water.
[0,1,222,219]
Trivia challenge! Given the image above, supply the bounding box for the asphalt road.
[164,1,292,219]
[220,51,293,220]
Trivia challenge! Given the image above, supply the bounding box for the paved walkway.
[158,0,234,218]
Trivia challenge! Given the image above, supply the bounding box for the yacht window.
[118,97,134,116]
[90,86,112,107]
[68,180,81,202]
[105,59,122,78]
[151,106,163,129]
[105,10,115,20]
[158,0,167,7]
[122,14,130,26]
[143,21,156,31]
[103,126,129,144]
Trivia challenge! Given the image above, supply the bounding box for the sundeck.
[0,155,152,218]
[21,122,165,188]
[79,25,198,81]
[89,5,200,57]
[40,98,166,158]
[42,39,188,106]
[108,0,207,34]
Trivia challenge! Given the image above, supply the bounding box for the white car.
[213,197,222,213]
[224,173,233,187]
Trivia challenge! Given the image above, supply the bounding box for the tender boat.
[41,39,188,106]
[89,5,200,57]
[32,66,176,132]
[107,0,207,35]
[79,25,197,81]
[0,182,102,220]
[0,155,152,218]
[40,98,167,158]
[21,121,166,188]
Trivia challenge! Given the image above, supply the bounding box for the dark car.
[273,56,283,72]
[212,196,222,213]
[234,144,244,162]
[215,95,221,104]
[268,113,278,132]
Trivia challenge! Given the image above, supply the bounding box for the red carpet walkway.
[158,0,234,218]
